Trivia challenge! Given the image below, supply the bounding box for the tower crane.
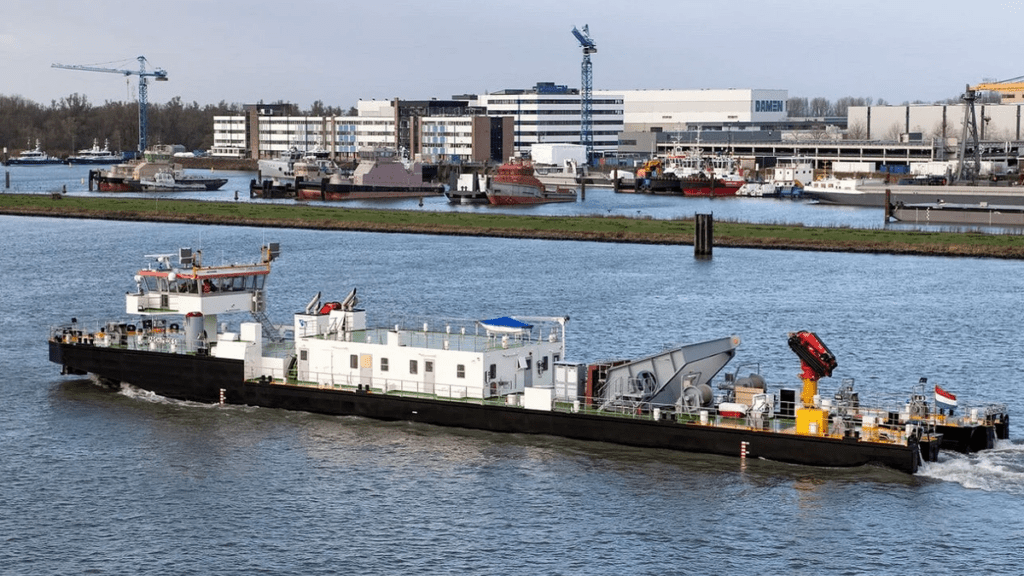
[955,76,1024,182]
[51,56,168,155]
[571,25,597,162]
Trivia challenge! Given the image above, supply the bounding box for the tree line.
[786,92,1001,118]
[0,94,355,156]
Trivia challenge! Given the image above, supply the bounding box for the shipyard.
[4,2,1024,575]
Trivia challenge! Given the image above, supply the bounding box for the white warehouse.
[598,88,789,131]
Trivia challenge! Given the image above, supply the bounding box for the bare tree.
[883,122,903,141]
[787,97,808,117]
[846,121,867,140]
[810,97,832,117]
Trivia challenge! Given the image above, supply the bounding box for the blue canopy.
[479,316,533,331]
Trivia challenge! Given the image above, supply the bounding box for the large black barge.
[48,245,1010,475]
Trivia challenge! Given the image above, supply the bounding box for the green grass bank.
[2,193,1022,259]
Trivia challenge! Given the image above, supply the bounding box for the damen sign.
[755,100,785,113]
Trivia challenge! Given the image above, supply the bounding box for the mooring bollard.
[695,213,713,257]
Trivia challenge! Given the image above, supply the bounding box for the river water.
[2,174,1024,573]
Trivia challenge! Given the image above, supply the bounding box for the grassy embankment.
[1,193,1022,259]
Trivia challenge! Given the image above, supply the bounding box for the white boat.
[446,173,491,204]
[252,146,340,198]
[140,169,211,191]
[48,244,1011,473]
[805,176,1024,207]
[765,158,814,197]
[533,159,584,190]
[67,139,122,165]
[5,140,62,165]
[736,182,776,197]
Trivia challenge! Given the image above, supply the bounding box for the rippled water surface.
[2,214,1023,575]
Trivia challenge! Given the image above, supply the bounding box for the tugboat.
[48,245,1011,474]
[486,158,577,205]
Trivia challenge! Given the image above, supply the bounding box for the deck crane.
[954,76,1024,182]
[571,25,597,162]
[51,56,168,156]
[788,331,838,436]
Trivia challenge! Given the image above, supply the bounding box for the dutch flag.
[935,385,957,411]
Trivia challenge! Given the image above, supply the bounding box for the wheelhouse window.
[350,354,358,369]
[381,358,389,372]
[456,364,465,378]
[409,360,418,375]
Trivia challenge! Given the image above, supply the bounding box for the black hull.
[298,179,444,201]
[51,341,930,473]
[249,179,296,199]
[6,160,64,166]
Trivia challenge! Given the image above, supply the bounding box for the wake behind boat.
[48,244,1010,474]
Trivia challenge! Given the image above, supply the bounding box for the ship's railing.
[253,370,927,445]
[50,321,298,359]
[51,322,191,354]
[276,368,488,402]
[348,317,565,354]
[556,396,930,446]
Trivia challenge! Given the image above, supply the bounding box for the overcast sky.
[2,0,1021,110]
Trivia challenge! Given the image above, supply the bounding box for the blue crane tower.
[51,56,169,156]
[571,25,597,161]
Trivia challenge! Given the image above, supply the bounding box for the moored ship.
[48,244,1010,474]
[5,140,62,166]
[89,160,227,192]
[805,176,1024,207]
[666,148,744,197]
[295,157,443,201]
[88,145,227,192]
[446,172,491,204]
[66,139,123,165]
[625,150,744,196]
[486,158,577,205]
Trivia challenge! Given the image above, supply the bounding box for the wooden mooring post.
[695,213,713,257]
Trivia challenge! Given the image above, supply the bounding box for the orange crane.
[970,76,1024,97]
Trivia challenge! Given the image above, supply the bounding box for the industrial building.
[603,88,789,131]
[460,82,624,156]
[847,103,1024,142]
[211,101,512,163]
[210,86,1022,172]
